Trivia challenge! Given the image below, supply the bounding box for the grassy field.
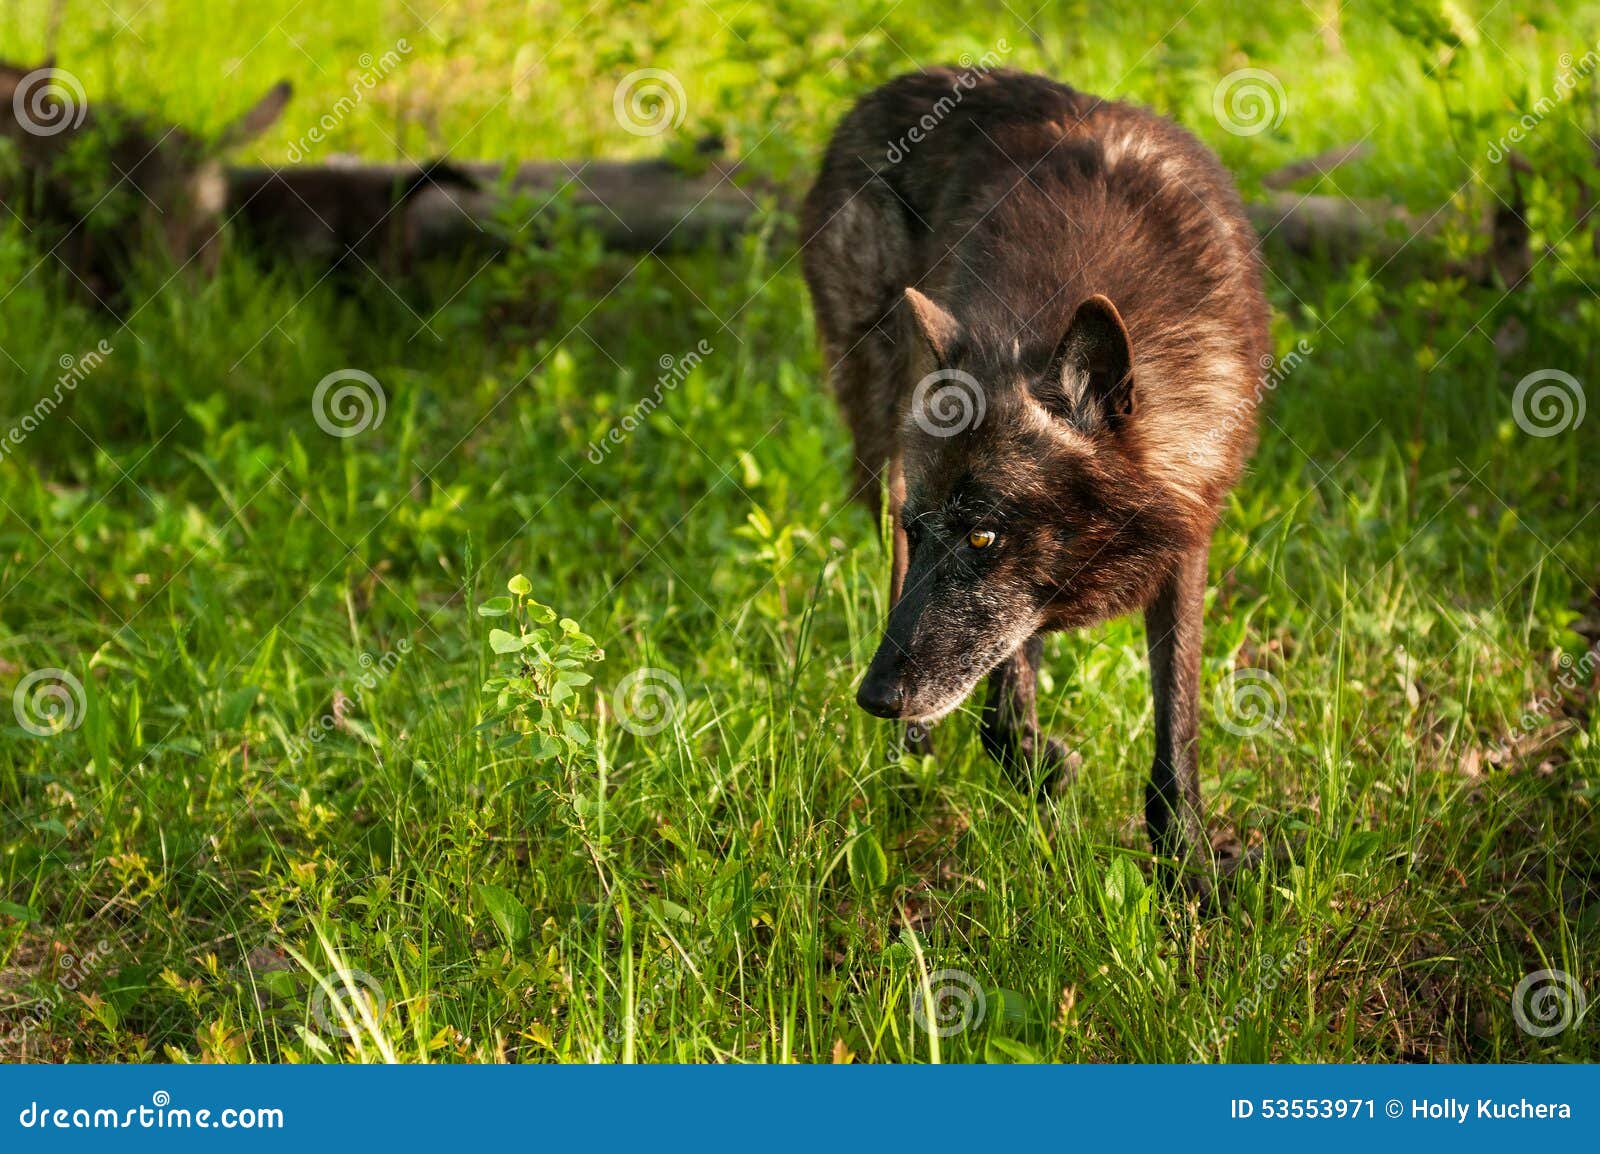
[2,0,1598,1063]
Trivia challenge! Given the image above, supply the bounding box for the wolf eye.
[968,529,997,550]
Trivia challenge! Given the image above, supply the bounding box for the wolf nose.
[856,674,905,719]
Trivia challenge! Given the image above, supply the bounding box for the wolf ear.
[903,286,962,368]
[214,80,293,151]
[1051,294,1134,424]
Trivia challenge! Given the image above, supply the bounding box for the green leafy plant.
[477,574,604,765]
[4,0,1596,1065]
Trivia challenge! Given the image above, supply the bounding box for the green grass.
[2,0,1598,1063]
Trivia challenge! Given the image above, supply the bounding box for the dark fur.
[227,159,481,277]
[801,68,1270,890]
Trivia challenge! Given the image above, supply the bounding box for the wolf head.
[856,286,1201,722]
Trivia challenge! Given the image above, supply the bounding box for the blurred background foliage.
[0,0,1597,1063]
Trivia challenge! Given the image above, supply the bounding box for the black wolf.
[801,68,1270,890]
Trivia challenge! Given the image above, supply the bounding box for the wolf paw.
[994,736,1079,797]
[1035,738,1082,798]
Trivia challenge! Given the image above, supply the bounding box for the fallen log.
[1244,189,1531,287]
[1244,193,1428,261]
[225,156,761,269]
[226,152,1523,285]
[4,48,1531,305]
[1261,141,1374,190]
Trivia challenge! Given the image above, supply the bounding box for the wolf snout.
[855,666,906,718]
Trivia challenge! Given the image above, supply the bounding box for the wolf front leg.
[1143,547,1214,897]
[980,635,1075,795]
